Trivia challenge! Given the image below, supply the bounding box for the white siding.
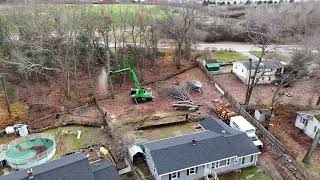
[232,62,248,84]
[295,113,320,140]
[233,62,284,85]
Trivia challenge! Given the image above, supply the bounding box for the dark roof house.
[0,153,120,180]
[144,117,260,180]
[240,59,284,70]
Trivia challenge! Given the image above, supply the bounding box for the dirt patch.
[269,107,320,179]
[100,68,225,126]
[214,73,318,107]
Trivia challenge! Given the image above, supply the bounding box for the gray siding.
[152,154,259,180]
[160,165,205,180]
[145,147,159,180]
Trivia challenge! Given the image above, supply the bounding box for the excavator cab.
[111,67,154,104]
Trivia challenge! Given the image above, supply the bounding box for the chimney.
[192,138,196,145]
[27,169,34,179]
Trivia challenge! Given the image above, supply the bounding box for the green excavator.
[110,68,154,104]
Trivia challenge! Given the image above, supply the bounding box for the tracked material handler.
[110,68,154,104]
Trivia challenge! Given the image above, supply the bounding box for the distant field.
[0,4,164,26]
[212,50,248,62]
[57,4,163,20]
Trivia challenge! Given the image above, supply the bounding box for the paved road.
[106,42,300,55]
[190,43,300,52]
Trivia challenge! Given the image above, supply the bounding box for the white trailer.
[230,116,263,148]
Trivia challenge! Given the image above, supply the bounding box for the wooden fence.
[198,61,307,180]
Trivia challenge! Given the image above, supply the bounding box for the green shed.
[206,63,220,71]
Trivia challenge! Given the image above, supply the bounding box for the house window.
[187,167,197,176]
[262,77,264,80]
[250,155,254,163]
[269,77,271,81]
[234,158,239,164]
[219,159,227,167]
[314,126,318,133]
[300,117,307,124]
[241,155,254,165]
[227,159,231,165]
[169,172,179,180]
[212,162,216,169]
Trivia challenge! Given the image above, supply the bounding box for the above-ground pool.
[4,133,56,169]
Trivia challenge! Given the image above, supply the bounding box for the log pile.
[163,85,199,111]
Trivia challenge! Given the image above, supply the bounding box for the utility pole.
[0,74,10,114]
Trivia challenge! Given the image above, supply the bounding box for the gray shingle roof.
[0,153,120,180]
[199,117,241,135]
[144,118,260,175]
[90,159,120,180]
[240,59,283,70]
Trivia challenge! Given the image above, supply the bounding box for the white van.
[230,116,263,148]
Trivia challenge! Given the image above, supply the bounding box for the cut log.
[172,104,199,108]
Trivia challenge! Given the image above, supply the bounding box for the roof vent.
[27,169,34,179]
[221,130,226,134]
[192,138,196,145]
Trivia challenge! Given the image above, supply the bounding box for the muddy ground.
[214,73,319,107]
[270,107,320,180]
[0,57,312,180]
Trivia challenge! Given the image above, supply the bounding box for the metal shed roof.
[128,145,144,162]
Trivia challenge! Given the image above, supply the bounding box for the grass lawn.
[212,51,248,62]
[45,126,109,159]
[250,51,275,58]
[134,122,199,141]
[57,4,163,21]
[219,166,272,180]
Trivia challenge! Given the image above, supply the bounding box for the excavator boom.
[110,67,153,103]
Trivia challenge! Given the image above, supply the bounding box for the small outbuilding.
[203,59,220,71]
[295,110,320,140]
[128,145,144,164]
[232,59,284,85]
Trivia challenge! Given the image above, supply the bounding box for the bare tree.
[161,5,198,69]
[268,50,311,116]
[243,6,283,106]
[0,75,10,114]
[303,129,320,164]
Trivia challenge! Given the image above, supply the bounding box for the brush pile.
[163,83,199,111]
[187,80,202,93]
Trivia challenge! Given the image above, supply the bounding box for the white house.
[143,117,260,180]
[232,59,284,85]
[295,110,320,139]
